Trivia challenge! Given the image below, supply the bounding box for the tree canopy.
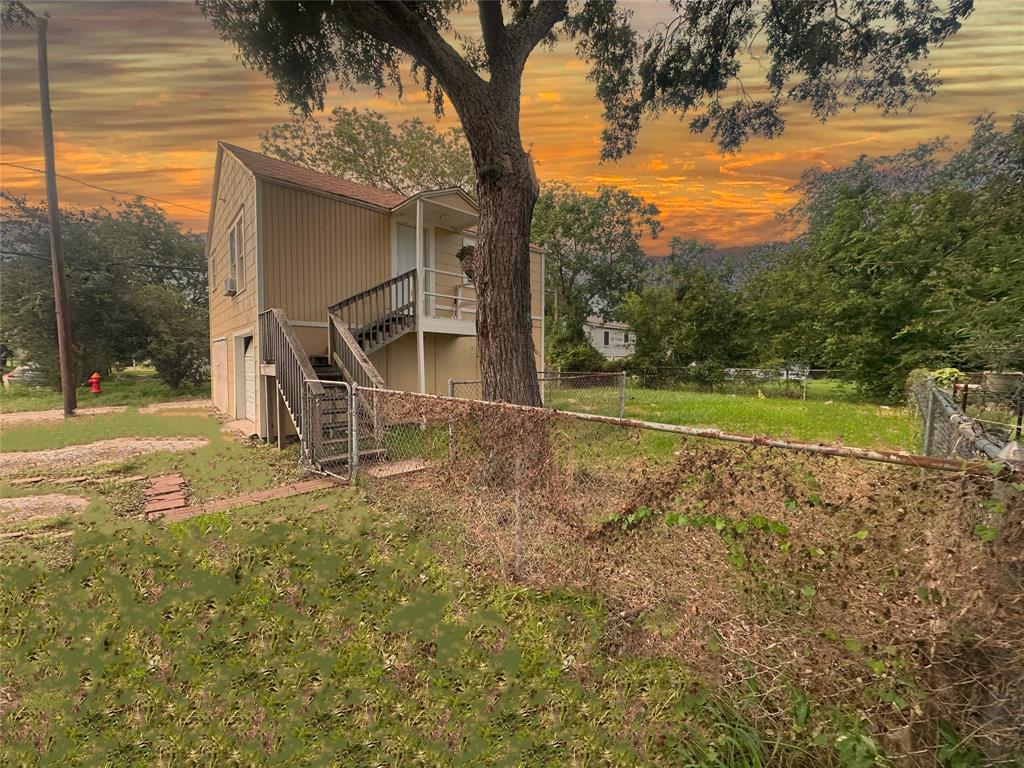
[199,0,973,158]
[533,181,661,370]
[261,107,475,195]
[0,198,208,388]
[743,113,1024,395]
[534,182,660,321]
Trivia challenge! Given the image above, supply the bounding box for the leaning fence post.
[1015,396,1023,441]
[447,378,454,398]
[619,371,626,418]
[513,444,523,582]
[350,385,359,481]
[922,384,935,456]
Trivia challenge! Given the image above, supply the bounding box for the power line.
[1,248,206,273]
[0,161,210,215]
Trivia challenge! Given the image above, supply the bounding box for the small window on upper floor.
[603,330,610,346]
[624,332,630,344]
[228,211,245,290]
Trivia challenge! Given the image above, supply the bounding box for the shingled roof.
[221,142,408,210]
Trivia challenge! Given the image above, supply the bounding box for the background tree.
[199,0,972,405]
[742,113,1023,396]
[133,285,210,389]
[0,197,208,389]
[622,244,749,378]
[532,181,660,368]
[261,107,475,195]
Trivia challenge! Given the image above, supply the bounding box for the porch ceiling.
[391,196,478,232]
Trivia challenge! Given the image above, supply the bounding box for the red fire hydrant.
[88,372,102,395]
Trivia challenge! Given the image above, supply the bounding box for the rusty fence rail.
[449,371,626,418]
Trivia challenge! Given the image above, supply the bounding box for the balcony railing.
[423,266,476,321]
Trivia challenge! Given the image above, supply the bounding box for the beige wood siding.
[208,150,259,427]
[262,181,391,326]
[368,332,480,395]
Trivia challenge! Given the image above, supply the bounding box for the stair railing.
[329,269,416,340]
[328,313,385,391]
[259,308,323,444]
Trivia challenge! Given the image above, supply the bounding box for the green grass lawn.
[0,491,845,767]
[547,385,917,451]
[0,410,220,452]
[0,378,209,413]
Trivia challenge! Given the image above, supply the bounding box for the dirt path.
[0,399,211,427]
[0,494,91,525]
[0,437,209,477]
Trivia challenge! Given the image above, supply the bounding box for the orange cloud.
[0,1,1020,248]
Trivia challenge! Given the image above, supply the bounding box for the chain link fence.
[449,370,626,417]
[911,376,1023,465]
[633,366,848,400]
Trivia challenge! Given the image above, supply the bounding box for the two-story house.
[205,143,544,455]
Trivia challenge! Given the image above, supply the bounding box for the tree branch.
[478,1,506,63]
[340,1,486,102]
[507,0,569,64]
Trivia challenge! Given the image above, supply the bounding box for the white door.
[211,339,228,413]
[396,224,433,314]
[396,224,417,275]
[243,337,256,421]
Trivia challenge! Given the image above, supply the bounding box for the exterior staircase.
[259,270,417,478]
[328,270,416,356]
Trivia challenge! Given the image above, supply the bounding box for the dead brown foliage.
[361,390,1023,765]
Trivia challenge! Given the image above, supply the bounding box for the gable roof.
[220,142,408,210]
[586,315,631,331]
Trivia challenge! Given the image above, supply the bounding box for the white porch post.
[415,198,426,393]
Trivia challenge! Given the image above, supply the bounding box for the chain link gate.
[303,379,352,480]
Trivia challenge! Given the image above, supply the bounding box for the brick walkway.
[144,473,189,517]
[157,478,336,523]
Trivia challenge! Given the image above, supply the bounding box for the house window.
[624,332,630,344]
[228,211,244,289]
[603,330,610,346]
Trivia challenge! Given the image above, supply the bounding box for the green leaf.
[974,524,999,543]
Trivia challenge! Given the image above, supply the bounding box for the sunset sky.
[2,1,1022,251]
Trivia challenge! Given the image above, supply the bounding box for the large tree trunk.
[455,98,542,406]
[473,155,542,406]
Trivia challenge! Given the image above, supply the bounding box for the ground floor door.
[211,339,228,412]
[243,337,256,421]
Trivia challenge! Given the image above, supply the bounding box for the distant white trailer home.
[584,315,635,361]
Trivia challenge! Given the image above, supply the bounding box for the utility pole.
[35,11,77,415]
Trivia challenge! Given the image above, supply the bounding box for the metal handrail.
[329,269,417,344]
[328,269,416,315]
[328,313,386,390]
[259,308,323,442]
